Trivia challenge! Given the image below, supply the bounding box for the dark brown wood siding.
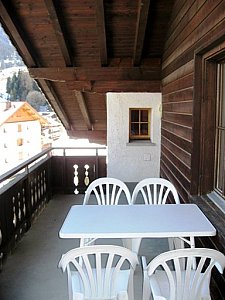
[161,0,225,200]
[161,1,225,298]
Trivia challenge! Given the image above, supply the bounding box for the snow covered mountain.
[0,24,26,98]
[0,24,24,69]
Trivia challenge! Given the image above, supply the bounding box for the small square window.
[18,152,23,160]
[129,108,151,140]
[17,138,23,146]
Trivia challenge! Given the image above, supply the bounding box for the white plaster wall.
[107,92,161,182]
[0,120,42,169]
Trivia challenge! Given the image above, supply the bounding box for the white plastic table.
[59,204,216,247]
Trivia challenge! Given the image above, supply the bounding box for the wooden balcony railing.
[0,146,106,270]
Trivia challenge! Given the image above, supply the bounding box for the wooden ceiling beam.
[74,91,93,130]
[28,65,160,81]
[44,0,72,66]
[67,80,161,93]
[95,0,107,66]
[37,79,70,129]
[90,80,160,93]
[0,1,37,66]
[133,0,151,66]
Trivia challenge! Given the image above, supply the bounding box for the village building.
[0,101,48,173]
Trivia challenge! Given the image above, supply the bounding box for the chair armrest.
[73,292,84,300]
[141,256,151,300]
[117,291,128,300]
[141,256,147,270]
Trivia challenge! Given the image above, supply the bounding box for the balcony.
[0,192,169,300]
[0,147,224,300]
[0,148,168,299]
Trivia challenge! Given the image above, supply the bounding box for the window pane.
[215,129,225,193]
[215,63,225,196]
[131,123,139,135]
[140,123,149,135]
[131,110,139,122]
[140,110,148,122]
[221,65,225,127]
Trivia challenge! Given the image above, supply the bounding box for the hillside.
[0,24,26,99]
[0,24,24,69]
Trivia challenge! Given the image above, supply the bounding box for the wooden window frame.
[129,108,151,141]
[192,42,225,196]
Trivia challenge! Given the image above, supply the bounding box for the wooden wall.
[161,0,225,200]
[161,1,225,298]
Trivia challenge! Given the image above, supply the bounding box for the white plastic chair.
[131,178,180,205]
[124,178,191,254]
[81,177,131,247]
[83,177,131,205]
[141,248,225,300]
[58,245,139,300]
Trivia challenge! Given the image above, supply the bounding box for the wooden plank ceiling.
[0,0,175,144]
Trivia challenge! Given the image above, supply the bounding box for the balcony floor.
[0,194,169,300]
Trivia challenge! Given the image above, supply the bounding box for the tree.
[7,73,18,100]
[6,70,32,100]
[26,90,50,111]
[17,70,33,99]
[6,70,50,111]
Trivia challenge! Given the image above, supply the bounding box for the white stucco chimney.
[5,101,12,110]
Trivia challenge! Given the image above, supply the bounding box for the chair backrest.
[58,245,139,300]
[131,178,180,204]
[146,248,225,300]
[83,177,131,205]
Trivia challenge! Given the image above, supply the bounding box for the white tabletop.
[59,204,216,239]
